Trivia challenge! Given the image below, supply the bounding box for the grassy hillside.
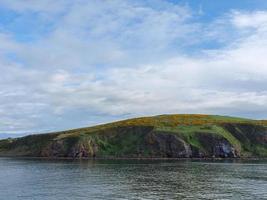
[0,114,267,158]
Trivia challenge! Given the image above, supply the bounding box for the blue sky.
[1,0,267,135]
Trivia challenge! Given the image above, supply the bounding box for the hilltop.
[0,114,267,158]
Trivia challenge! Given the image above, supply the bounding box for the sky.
[1,0,267,135]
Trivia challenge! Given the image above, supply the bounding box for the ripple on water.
[0,158,266,200]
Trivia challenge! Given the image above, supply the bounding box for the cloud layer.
[1,0,267,133]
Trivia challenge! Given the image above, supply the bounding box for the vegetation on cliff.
[0,114,267,158]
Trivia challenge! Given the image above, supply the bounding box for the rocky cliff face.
[0,122,266,159]
[144,132,193,158]
[36,130,240,159]
[41,138,99,158]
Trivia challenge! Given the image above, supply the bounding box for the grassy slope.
[51,114,260,139]
[0,114,267,157]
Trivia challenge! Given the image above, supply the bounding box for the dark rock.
[195,132,240,158]
[222,123,267,145]
[213,142,237,158]
[145,132,192,158]
[41,140,66,157]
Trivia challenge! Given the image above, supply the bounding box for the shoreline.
[0,156,266,161]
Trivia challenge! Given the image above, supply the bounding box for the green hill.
[0,114,267,158]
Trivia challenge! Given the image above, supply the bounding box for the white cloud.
[0,1,267,133]
[231,11,267,29]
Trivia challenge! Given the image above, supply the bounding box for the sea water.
[0,158,266,200]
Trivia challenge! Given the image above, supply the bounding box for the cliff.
[0,114,267,158]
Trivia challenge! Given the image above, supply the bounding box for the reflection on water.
[0,158,266,200]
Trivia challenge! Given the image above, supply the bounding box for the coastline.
[0,156,266,162]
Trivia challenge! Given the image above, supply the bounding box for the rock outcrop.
[144,132,192,158]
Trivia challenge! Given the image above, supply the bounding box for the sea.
[0,158,266,200]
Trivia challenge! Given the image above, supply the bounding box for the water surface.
[0,158,266,200]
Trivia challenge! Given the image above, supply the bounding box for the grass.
[52,114,266,139]
[156,124,241,148]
